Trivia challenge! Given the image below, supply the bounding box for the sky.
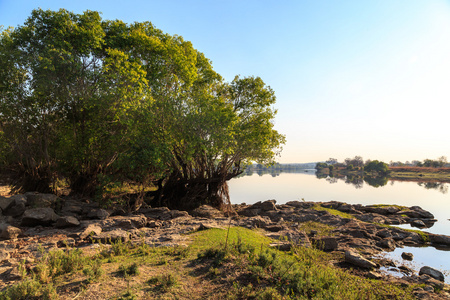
[1,0,450,164]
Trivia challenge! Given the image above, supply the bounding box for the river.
[228,171,450,281]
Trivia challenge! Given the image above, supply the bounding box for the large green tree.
[0,9,285,209]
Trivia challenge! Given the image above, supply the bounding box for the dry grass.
[0,185,11,196]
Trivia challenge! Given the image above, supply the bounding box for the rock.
[238,208,261,217]
[4,202,26,217]
[78,224,103,240]
[269,242,292,251]
[170,210,190,219]
[285,200,313,209]
[418,274,445,290]
[401,252,413,261]
[0,249,10,262]
[264,225,285,232]
[411,219,426,228]
[429,234,450,246]
[367,271,383,279]
[0,225,22,239]
[363,205,402,215]
[419,266,445,282]
[10,194,27,206]
[260,200,277,211]
[25,192,58,208]
[312,237,338,251]
[345,250,377,269]
[21,207,59,226]
[0,197,14,212]
[55,216,80,228]
[400,207,434,219]
[376,239,395,250]
[91,229,130,243]
[398,265,414,275]
[190,205,224,218]
[87,208,110,220]
[101,215,148,230]
[147,220,162,228]
[246,215,272,228]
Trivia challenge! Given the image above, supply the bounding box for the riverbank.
[0,193,449,298]
[389,166,450,182]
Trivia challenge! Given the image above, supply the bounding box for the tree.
[0,9,285,210]
[364,160,389,175]
[344,156,363,168]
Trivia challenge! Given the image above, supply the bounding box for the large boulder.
[419,266,445,282]
[21,207,59,226]
[0,197,14,213]
[24,192,59,208]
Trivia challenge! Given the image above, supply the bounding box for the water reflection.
[314,171,449,194]
[418,182,448,194]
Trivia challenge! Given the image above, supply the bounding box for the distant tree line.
[389,156,448,168]
[316,156,389,175]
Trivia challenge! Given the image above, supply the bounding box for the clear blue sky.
[2,0,450,163]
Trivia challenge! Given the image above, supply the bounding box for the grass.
[0,227,428,299]
[312,204,355,219]
[298,221,336,236]
[380,224,430,243]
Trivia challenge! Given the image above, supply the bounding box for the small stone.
[21,207,59,226]
[401,252,414,261]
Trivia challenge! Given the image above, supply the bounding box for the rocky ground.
[0,192,449,299]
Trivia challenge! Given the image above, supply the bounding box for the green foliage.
[117,263,140,277]
[83,260,104,283]
[0,278,43,300]
[315,162,328,171]
[148,273,178,291]
[364,160,390,175]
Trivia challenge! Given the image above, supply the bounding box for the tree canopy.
[0,9,285,209]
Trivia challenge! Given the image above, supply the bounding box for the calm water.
[229,172,450,280]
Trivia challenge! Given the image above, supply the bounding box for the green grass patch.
[313,204,355,219]
[191,226,272,251]
[197,232,416,299]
